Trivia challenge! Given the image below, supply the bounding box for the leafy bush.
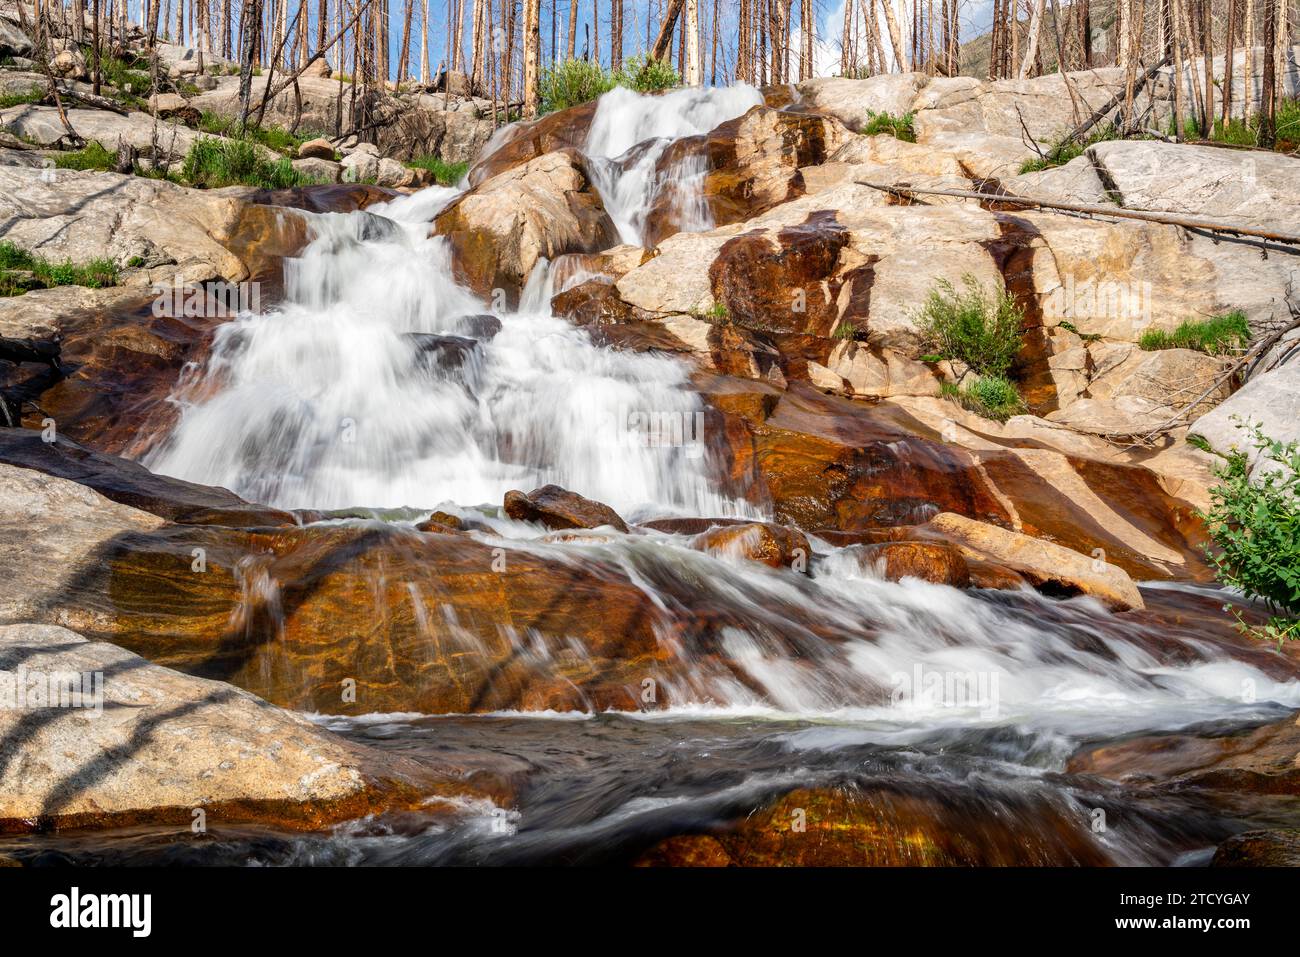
[0,241,118,297]
[53,140,117,171]
[861,110,915,142]
[180,137,314,189]
[1138,311,1250,356]
[1201,425,1300,644]
[539,59,617,114]
[614,54,680,94]
[939,376,1026,422]
[915,274,1024,379]
[407,155,468,185]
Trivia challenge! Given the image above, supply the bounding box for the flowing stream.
[59,85,1300,866]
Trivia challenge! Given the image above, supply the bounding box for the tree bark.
[522,0,540,117]
[1019,0,1045,78]
[878,0,907,71]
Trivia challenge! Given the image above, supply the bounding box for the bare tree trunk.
[712,0,720,82]
[567,0,577,56]
[684,0,701,81]
[1260,0,1278,146]
[650,0,683,61]
[522,0,539,116]
[878,0,906,70]
[397,0,413,80]
[1019,0,1045,77]
[1243,0,1255,123]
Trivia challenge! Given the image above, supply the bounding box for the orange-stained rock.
[466,100,600,185]
[644,106,850,246]
[1067,712,1300,796]
[846,541,971,586]
[503,484,629,533]
[692,521,811,571]
[1212,830,1300,867]
[634,785,1113,866]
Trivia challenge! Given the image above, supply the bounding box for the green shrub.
[1138,311,1250,356]
[861,110,916,142]
[196,112,310,156]
[53,140,117,171]
[915,274,1024,379]
[539,59,617,114]
[1166,96,1300,150]
[614,54,680,94]
[180,136,314,189]
[1201,424,1300,644]
[407,155,468,185]
[939,376,1026,422]
[0,240,118,297]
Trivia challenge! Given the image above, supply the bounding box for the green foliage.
[915,274,1025,380]
[861,110,916,142]
[1019,125,1119,174]
[196,112,313,156]
[939,376,1026,422]
[1138,311,1251,356]
[53,140,117,171]
[407,155,468,185]
[0,240,118,297]
[1166,96,1300,151]
[614,54,680,94]
[0,84,44,108]
[1201,425,1300,644]
[1057,320,1102,343]
[180,137,315,189]
[538,55,680,114]
[539,59,617,114]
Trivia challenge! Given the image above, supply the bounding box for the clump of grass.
[0,240,119,297]
[407,155,467,185]
[861,110,916,142]
[196,111,313,156]
[915,274,1024,379]
[1138,311,1250,356]
[538,55,680,114]
[180,136,315,189]
[614,54,680,94]
[53,140,117,171]
[539,59,617,114]
[1019,124,1119,173]
[1166,97,1300,151]
[0,84,44,108]
[940,376,1026,422]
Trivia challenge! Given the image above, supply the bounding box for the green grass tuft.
[915,274,1024,380]
[940,376,1026,422]
[1138,311,1250,356]
[407,155,468,185]
[861,110,916,142]
[0,240,119,297]
[0,84,44,108]
[53,140,117,171]
[180,136,316,189]
[1019,125,1118,174]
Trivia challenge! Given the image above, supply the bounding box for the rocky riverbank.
[1,46,1299,865]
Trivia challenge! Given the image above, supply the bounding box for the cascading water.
[97,84,1300,867]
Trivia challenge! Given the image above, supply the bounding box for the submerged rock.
[691,521,811,571]
[845,540,971,587]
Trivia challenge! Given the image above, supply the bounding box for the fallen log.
[1049,57,1169,160]
[858,181,1300,249]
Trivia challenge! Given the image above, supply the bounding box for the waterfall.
[143,87,760,519]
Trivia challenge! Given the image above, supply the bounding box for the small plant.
[940,376,1026,422]
[915,274,1024,380]
[0,84,44,108]
[1019,124,1118,173]
[407,155,468,185]
[1138,311,1250,356]
[1056,320,1102,343]
[0,241,118,297]
[180,137,315,189]
[1201,424,1300,645]
[539,59,617,114]
[614,54,680,94]
[196,111,311,156]
[706,301,728,321]
[861,110,916,143]
[53,140,117,171]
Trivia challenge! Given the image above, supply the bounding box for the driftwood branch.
[858,182,1300,248]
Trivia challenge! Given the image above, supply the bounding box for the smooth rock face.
[918,511,1145,610]
[503,484,630,533]
[297,137,336,160]
[1191,360,1300,474]
[433,149,618,299]
[845,541,971,586]
[0,624,446,832]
